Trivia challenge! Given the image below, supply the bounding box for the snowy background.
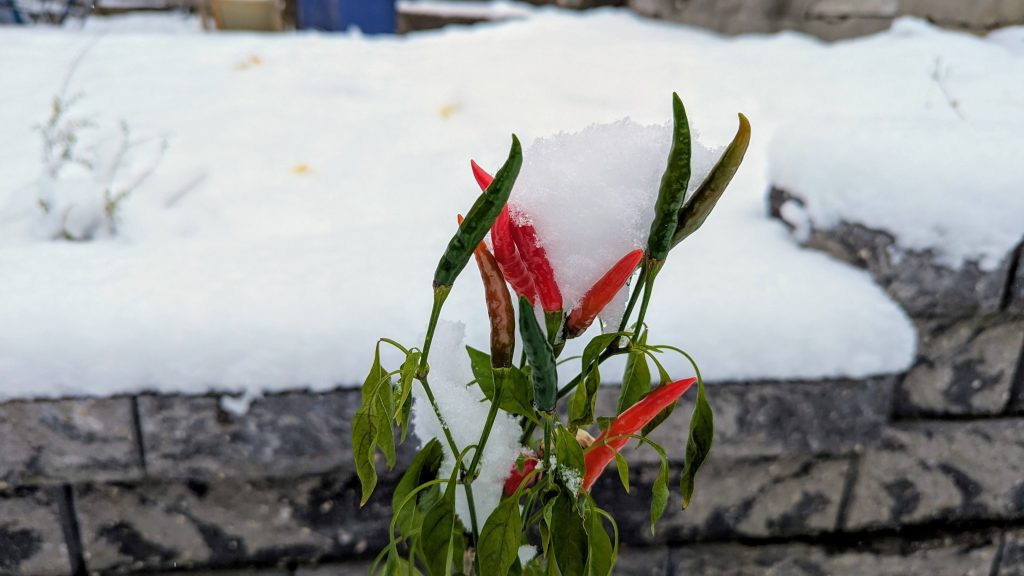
[1,5,1022,403]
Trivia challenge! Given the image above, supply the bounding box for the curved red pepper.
[566,249,644,338]
[503,454,539,496]
[582,377,697,492]
[509,219,562,313]
[471,161,538,303]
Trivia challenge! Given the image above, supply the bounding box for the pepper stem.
[418,285,451,379]
[467,367,507,480]
[634,259,664,335]
[617,264,649,335]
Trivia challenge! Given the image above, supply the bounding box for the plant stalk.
[466,368,507,479]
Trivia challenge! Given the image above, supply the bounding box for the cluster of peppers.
[356,93,751,576]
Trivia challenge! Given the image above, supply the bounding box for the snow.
[771,118,1024,271]
[409,320,521,526]
[4,6,1018,402]
[517,544,537,565]
[507,120,720,312]
[397,0,532,20]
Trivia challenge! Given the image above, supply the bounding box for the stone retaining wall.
[2,191,1022,574]
[628,0,1024,41]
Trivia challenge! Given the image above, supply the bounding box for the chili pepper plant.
[354,94,750,575]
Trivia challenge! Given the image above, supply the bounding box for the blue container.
[297,0,396,34]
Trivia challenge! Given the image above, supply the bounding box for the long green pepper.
[518,296,558,413]
[646,93,692,262]
[433,135,522,289]
[671,113,751,248]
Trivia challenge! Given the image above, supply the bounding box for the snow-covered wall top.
[3,9,1020,402]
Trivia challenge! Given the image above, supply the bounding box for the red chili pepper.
[471,161,539,303]
[502,454,540,496]
[509,219,562,314]
[566,249,644,338]
[471,159,493,190]
[582,377,697,492]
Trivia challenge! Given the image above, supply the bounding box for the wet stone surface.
[770,188,1014,319]
[294,562,373,575]
[138,390,360,481]
[0,487,71,576]
[1001,530,1024,576]
[0,397,140,487]
[670,532,1000,576]
[1010,246,1024,315]
[592,454,850,543]
[843,420,1024,531]
[74,473,395,574]
[595,377,894,461]
[896,316,1024,416]
[613,545,669,575]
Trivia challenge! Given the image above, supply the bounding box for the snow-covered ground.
[1,7,1019,403]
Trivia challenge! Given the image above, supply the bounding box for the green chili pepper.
[518,296,558,413]
[671,113,750,248]
[433,135,522,289]
[646,93,691,262]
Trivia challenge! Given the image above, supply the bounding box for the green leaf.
[569,366,600,430]
[680,378,714,509]
[570,332,622,429]
[353,405,378,506]
[355,343,392,505]
[385,551,424,576]
[650,457,670,534]
[421,483,459,576]
[551,490,588,576]
[582,333,621,377]
[477,497,523,575]
[466,347,536,423]
[554,427,586,495]
[502,366,538,422]
[639,348,675,437]
[375,390,397,469]
[466,346,495,399]
[392,439,443,535]
[671,113,751,248]
[613,451,630,494]
[585,501,613,576]
[617,340,651,415]
[397,351,421,441]
[641,400,676,438]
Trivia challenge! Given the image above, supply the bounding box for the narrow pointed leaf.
[650,457,670,534]
[585,501,613,576]
[618,340,651,415]
[478,497,523,575]
[353,405,377,506]
[680,379,714,508]
[421,482,459,576]
[551,491,588,576]
[392,438,443,534]
[555,426,586,495]
[613,451,630,494]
